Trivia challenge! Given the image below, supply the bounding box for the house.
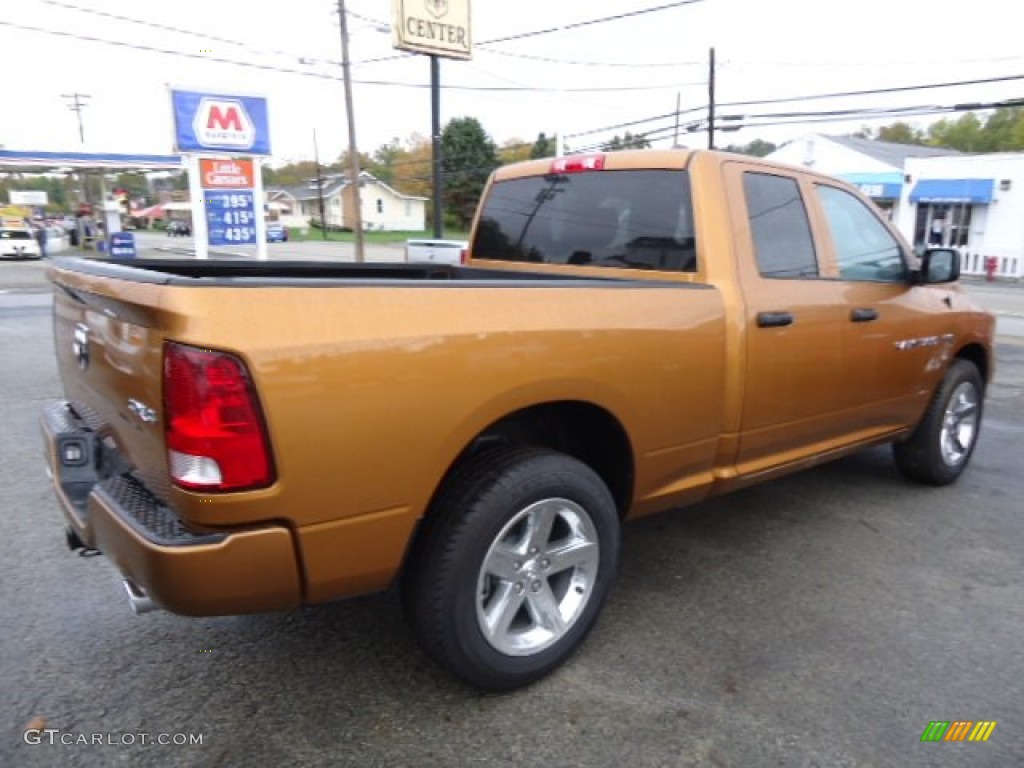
[765,134,958,220]
[267,171,427,232]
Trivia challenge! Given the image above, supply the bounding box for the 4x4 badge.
[72,324,90,370]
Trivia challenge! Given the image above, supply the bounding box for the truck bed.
[51,256,702,288]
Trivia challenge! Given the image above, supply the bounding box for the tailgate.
[49,265,174,499]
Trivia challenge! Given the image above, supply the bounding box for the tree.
[390,134,433,199]
[368,138,404,185]
[722,139,777,157]
[0,175,67,208]
[601,132,651,151]
[498,138,532,165]
[876,122,925,145]
[970,107,1024,151]
[441,117,499,229]
[262,161,321,188]
[861,107,1024,152]
[927,112,985,152]
[112,172,150,202]
[529,132,556,159]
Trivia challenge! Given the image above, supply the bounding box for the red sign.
[199,158,255,189]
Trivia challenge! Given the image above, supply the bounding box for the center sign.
[392,0,472,60]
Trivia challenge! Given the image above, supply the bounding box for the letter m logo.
[193,98,255,150]
[207,105,242,131]
[921,721,949,742]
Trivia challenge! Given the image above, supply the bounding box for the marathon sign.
[170,89,271,155]
[392,0,472,60]
[200,158,255,189]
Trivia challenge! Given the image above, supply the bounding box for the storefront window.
[913,202,972,249]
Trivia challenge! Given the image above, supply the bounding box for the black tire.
[403,446,620,692]
[893,359,984,486]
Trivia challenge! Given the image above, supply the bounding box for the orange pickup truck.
[41,149,994,691]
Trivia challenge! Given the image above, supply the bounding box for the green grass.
[287,228,470,244]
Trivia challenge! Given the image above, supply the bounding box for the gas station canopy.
[0,149,182,171]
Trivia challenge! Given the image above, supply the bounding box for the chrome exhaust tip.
[122,579,158,614]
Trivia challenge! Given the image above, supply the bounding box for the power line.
[565,74,1024,140]
[716,73,1024,109]
[478,48,707,68]
[0,20,698,93]
[28,0,709,71]
[35,0,309,61]
[349,1,708,66]
[479,0,707,45]
[61,91,90,144]
[567,98,1024,154]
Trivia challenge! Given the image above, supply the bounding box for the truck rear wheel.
[404,446,620,692]
[893,359,984,486]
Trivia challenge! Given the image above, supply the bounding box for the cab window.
[473,169,697,272]
[742,172,819,278]
[816,185,906,282]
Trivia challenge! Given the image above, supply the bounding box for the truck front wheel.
[404,446,620,692]
[893,359,984,486]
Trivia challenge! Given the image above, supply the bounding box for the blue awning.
[909,178,994,204]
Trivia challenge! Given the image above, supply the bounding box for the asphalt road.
[2,263,1024,767]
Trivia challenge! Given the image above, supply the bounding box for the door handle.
[850,308,879,323]
[756,311,794,328]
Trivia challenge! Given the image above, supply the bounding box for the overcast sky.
[2,0,1022,165]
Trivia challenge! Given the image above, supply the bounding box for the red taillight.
[550,154,606,174]
[460,247,468,264]
[163,342,274,492]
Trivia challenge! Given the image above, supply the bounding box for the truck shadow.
[181,445,920,692]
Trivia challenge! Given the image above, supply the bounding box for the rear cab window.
[742,172,819,279]
[472,168,697,272]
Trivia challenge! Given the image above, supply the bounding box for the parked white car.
[0,228,41,260]
[405,239,467,265]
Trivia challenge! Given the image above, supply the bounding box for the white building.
[897,153,1024,279]
[767,135,1024,279]
[268,171,427,232]
[765,134,957,221]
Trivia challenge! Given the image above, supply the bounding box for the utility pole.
[313,129,327,241]
[431,55,443,238]
[62,92,91,144]
[336,0,365,263]
[62,92,91,211]
[673,92,681,147]
[707,48,716,150]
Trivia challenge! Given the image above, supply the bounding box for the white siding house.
[269,172,426,232]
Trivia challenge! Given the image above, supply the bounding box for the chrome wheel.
[476,497,600,656]
[940,381,979,467]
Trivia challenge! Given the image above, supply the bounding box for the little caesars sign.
[392,0,472,60]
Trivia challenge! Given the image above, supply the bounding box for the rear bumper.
[40,400,302,616]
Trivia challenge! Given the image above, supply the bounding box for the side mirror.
[915,247,960,285]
